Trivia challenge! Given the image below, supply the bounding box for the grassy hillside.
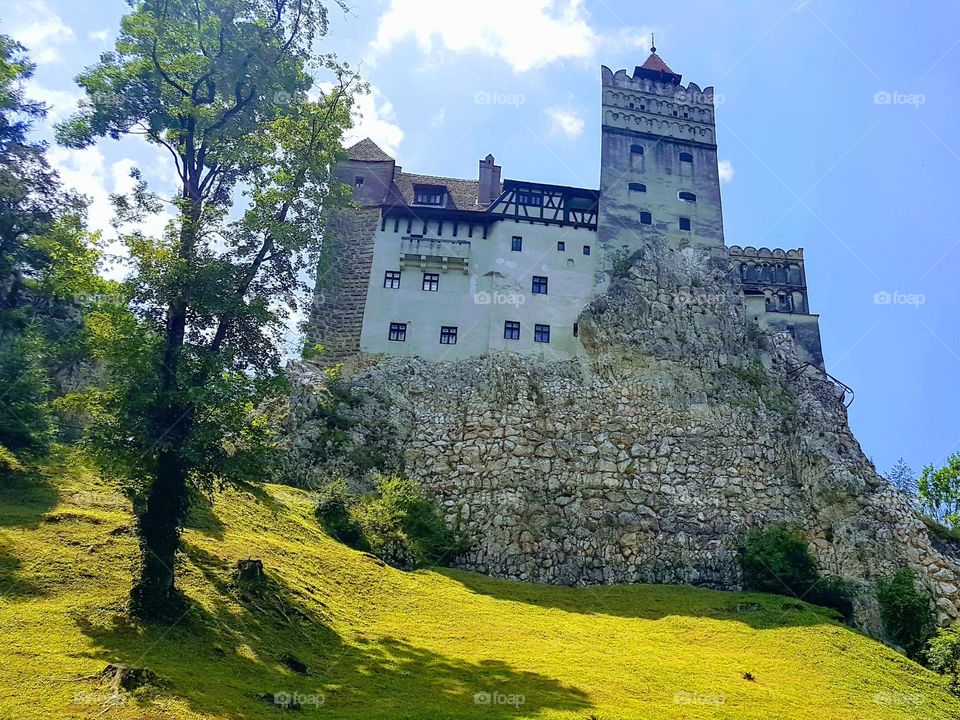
[0,459,956,720]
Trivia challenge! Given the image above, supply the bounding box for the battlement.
[728,246,804,260]
[601,66,716,107]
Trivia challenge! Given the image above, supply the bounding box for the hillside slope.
[0,461,956,720]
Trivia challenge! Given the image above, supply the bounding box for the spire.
[633,40,682,85]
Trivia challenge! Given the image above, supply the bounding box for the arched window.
[775,264,787,284]
[760,263,773,282]
[788,264,802,285]
[629,182,646,192]
[630,144,644,155]
[640,211,652,225]
[678,191,697,202]
[679,152,693,163]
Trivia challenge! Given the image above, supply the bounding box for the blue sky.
[6,0,960,478]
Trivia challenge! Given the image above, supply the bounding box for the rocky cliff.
[290,240,960,632]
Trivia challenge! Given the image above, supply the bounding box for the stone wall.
[306,206,380,361]
[290,239,960,632]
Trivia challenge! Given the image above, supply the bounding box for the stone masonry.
[290,239,960,634]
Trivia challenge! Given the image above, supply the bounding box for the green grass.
[1,460,958,719]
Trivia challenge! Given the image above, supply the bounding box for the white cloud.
[8,0,76,64]
[47,146,175,277]
[428,108,446,128]
[88,29,110,43]
[344,87,404,157]
[24,80,83,123]
[371,0,599,73]
[718,159,735,183]
[546,107,584,138]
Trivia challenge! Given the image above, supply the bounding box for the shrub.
[808,576,856,623]
[739,525,854,621]
[927,623,960,693]
[315,474,464,569]
[315,478,367,550]
[740,525,819,596]
[875,569,936,659]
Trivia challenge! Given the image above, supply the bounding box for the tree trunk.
[130,447,189,619]
[129,193,201,620]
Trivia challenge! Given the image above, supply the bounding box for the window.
[640,211,652,225]
[517,190,542,206]
[439,326,458,344]
[422,273,439,291]
[414,187,445,205]
[504,321,520,340]
[679,152,693,163]
[557,241,565,251]
[582,245,591,256]
[573,322,579,337]
[532,276,548,295]
[679,217,691,231]
[511,236,522,252]
[535,324,550,343]
[678,191,697,202]
[383,270,401,289]
[630,144,644,155]
[628,182,646,192]
[388,322,407,341]
[354,176,364,189]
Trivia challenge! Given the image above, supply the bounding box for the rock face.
[290,240,960,632]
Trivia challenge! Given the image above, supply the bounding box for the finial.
[651,33,656,53]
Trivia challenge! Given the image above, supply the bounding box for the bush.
[740,525,819,596]
[927,623,960,693]
[808,576,856,623]
[315,474,464,569]
[315,478,367,550]
[875,569,936,659]
[739,525,854,621]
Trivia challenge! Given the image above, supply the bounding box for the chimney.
[478,153,501,205]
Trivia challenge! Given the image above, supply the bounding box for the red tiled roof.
[639,52,675,75]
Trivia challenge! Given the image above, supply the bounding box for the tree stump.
[99,663,159,692]
[235,558,265,583]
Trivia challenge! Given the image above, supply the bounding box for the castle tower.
[598,47,724,270]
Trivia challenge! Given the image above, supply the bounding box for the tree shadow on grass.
[72,544,592,719]
[0,470,58,530]
[437,567,842,631]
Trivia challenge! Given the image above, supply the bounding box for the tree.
[919,454,960,530]
[57,0,356,619]
[885,457,918,498]
[0,35,101,464]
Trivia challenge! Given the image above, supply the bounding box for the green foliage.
[53,0,361,615]
[314,477,366,549]
[920,454,960,530]
[875,569,936,659]
[739,525,855,622]
[315,474,464,569]
[727,362,797,416]
[886,458,918,497]
[927,623,960,693]
[0,331,54,458]
[740,525,819,595]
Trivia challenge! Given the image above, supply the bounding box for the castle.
[310,48,824,369]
